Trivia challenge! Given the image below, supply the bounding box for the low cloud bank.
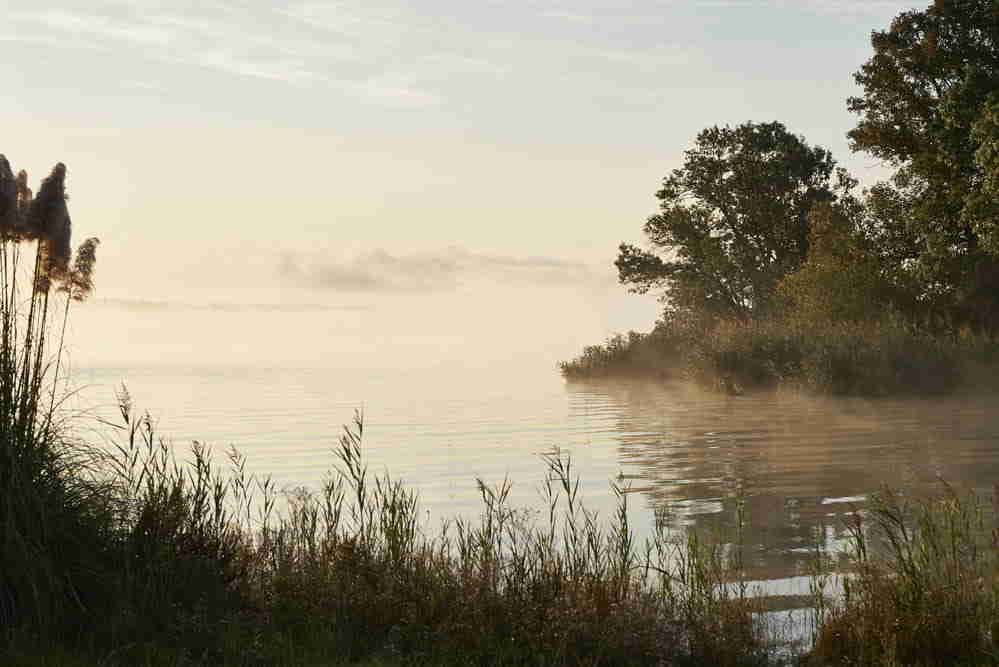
[278,246,606,292]
[98,298,370,313]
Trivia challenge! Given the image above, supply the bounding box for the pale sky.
[2,0,914,296]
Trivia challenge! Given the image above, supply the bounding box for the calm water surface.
[61,287,999,606]
[69,359,999,597]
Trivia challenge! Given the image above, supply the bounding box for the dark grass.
[806,484,999,666]
[16,410,999,667]
[3,403,786,666]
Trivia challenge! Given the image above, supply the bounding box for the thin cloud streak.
[8,0,710,109]
[9,4,440,105]
[539,10,596,25]
[32,8,174,46]
[98,297,371,313]
[689,0,905,15]
[280,247,609,293]
[535,0,903,28]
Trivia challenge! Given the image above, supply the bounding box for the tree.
[778,203,914,326]
[847,0,999,334]
[616,121,857,320]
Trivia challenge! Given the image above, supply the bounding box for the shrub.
[563,315,971,397]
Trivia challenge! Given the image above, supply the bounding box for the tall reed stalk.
[0,156,98,637]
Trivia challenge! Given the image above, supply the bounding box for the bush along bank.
[560,316,997,397]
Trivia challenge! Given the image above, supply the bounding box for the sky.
[2,0,917,305]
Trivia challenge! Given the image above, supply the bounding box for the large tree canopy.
[616,121,857,320]
[848,0,999,333]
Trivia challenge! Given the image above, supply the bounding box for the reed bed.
[7,402,779,665]
[807,485,999,666]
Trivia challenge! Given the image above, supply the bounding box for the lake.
[63,285,999,603]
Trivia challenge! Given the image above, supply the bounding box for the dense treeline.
[564,0,999,394]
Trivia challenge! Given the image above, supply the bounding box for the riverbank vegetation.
[560,316,995,396]
[564,0,999,395]
[0,157,777,666]
[1,159,999,665]
[8,387,999,666]
[0,158,997,667]
[4,350,997,665]
[4,402,791,666]
[808,484,999,666]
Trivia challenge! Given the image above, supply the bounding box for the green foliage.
[848,0,999,335]
[616,121,857,320]
[586,2,999,392]
[683,319,804,392]
[559,330,682,380]
[558,331,656,379]
[777,203,909,327]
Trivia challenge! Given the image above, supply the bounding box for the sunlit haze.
[5,1,908,327]
[3,0,925,515]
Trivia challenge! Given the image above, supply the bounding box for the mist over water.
[568,381,999,580]
[65,283,999,593]
[64,281,658,510]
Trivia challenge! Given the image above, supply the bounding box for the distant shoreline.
[560,319,998,397]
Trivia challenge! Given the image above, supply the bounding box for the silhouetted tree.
[616,121,857,320]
